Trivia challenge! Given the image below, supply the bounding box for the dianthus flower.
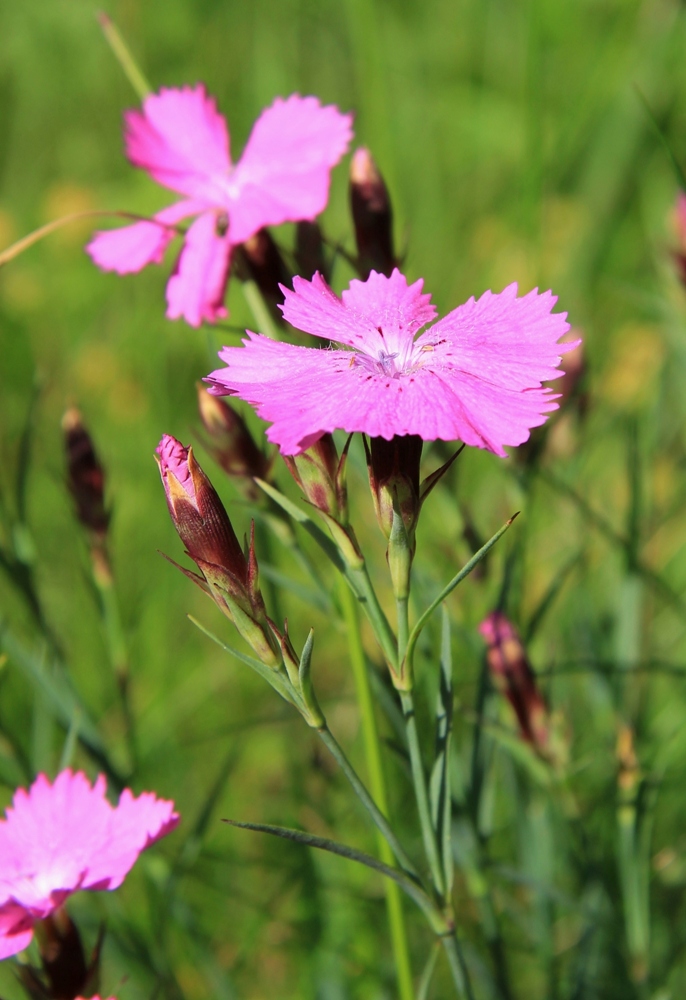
[206,268,578,456]
[0,770,179,959]
[87,86,353,327]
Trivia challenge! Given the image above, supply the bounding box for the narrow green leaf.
[259,562,332,613]
[417,941,441,1000]
[222,817,444,931]
[58,706,82,772]
[254,478,344,570]
[187,614,300,709]
[405,514,519,673]
[428,606,454,893]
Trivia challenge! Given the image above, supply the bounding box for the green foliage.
[2,0,686,997]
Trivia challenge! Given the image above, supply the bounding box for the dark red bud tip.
[62,407,109,537]
[350,147,396,279]
[196,385,269,485]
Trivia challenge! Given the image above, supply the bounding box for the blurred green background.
[2,0,686,997]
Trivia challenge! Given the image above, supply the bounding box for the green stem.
[441,934,475,1000]
[396,595,410,658]
[339,580,416,1000]
[241,279,282,340]
[97,13,152,100]
[346,563,399,673]
[316,724,418,880]
[400,689,446,899]
[93,557,137,771]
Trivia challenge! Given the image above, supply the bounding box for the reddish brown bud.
[294,221,329,281]
[62,408,109,540]
[479,613,550,753]
[20,909,102,1000]
[283,434,349,524]
[196,385,269,494]
[156,435,280,666]
[366,435,422,542]
[350,147,396,278]
[234,227,292,314]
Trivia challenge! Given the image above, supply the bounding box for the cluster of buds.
[157,435,324,727]
[62,408,111,583]
[479,612,555,761]
[19,911,103,1000]
[349,147,396,278]
[366,435,462,600]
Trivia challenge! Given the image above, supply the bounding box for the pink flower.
[86,86,353,327]
[206,268,579,456]
[0,770,179,960]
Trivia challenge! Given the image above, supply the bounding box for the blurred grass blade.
[634,85,686,189]
[15,379,40,523]
[58,706,82,771]
[259,562,332,613]
[222,818,444,930]
[405,514,519,672]
[429,606,454,893]
[255,478,344,569]
[523,552,581,644]
[97,12,152,100]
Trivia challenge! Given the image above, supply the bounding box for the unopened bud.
[478,613,550,755]
[365,435,422,600]
[295,221,329,282]
[21,909,102,1000]
[350,147,396,278]
[156,435,280,667]
[234,228,292,313]
[196,385,269,496]
[62,408,109,540]
[283,434,348,524]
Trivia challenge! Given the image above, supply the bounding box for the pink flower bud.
[478,612,550,753]
[350,147,396,278]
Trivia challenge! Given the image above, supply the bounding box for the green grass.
[2,0,686,997]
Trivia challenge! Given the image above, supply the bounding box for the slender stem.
[396,595,410,658]
[400,689,446,898]
[97,13,152,100]
[346,563,399,673]
[339,580,416,1000]
[441,934,476,1000]
[92,551,137,771]
[316,725,419,880]
[241,279,282,340]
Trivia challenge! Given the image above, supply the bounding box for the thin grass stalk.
[339,580,415,1000]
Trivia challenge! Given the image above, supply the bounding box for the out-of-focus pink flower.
[87,87,353,327]
[206,268,578,456]
[0,770,178,960]
[479,612,549,750]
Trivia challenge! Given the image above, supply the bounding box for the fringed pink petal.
[166,212,232,327]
